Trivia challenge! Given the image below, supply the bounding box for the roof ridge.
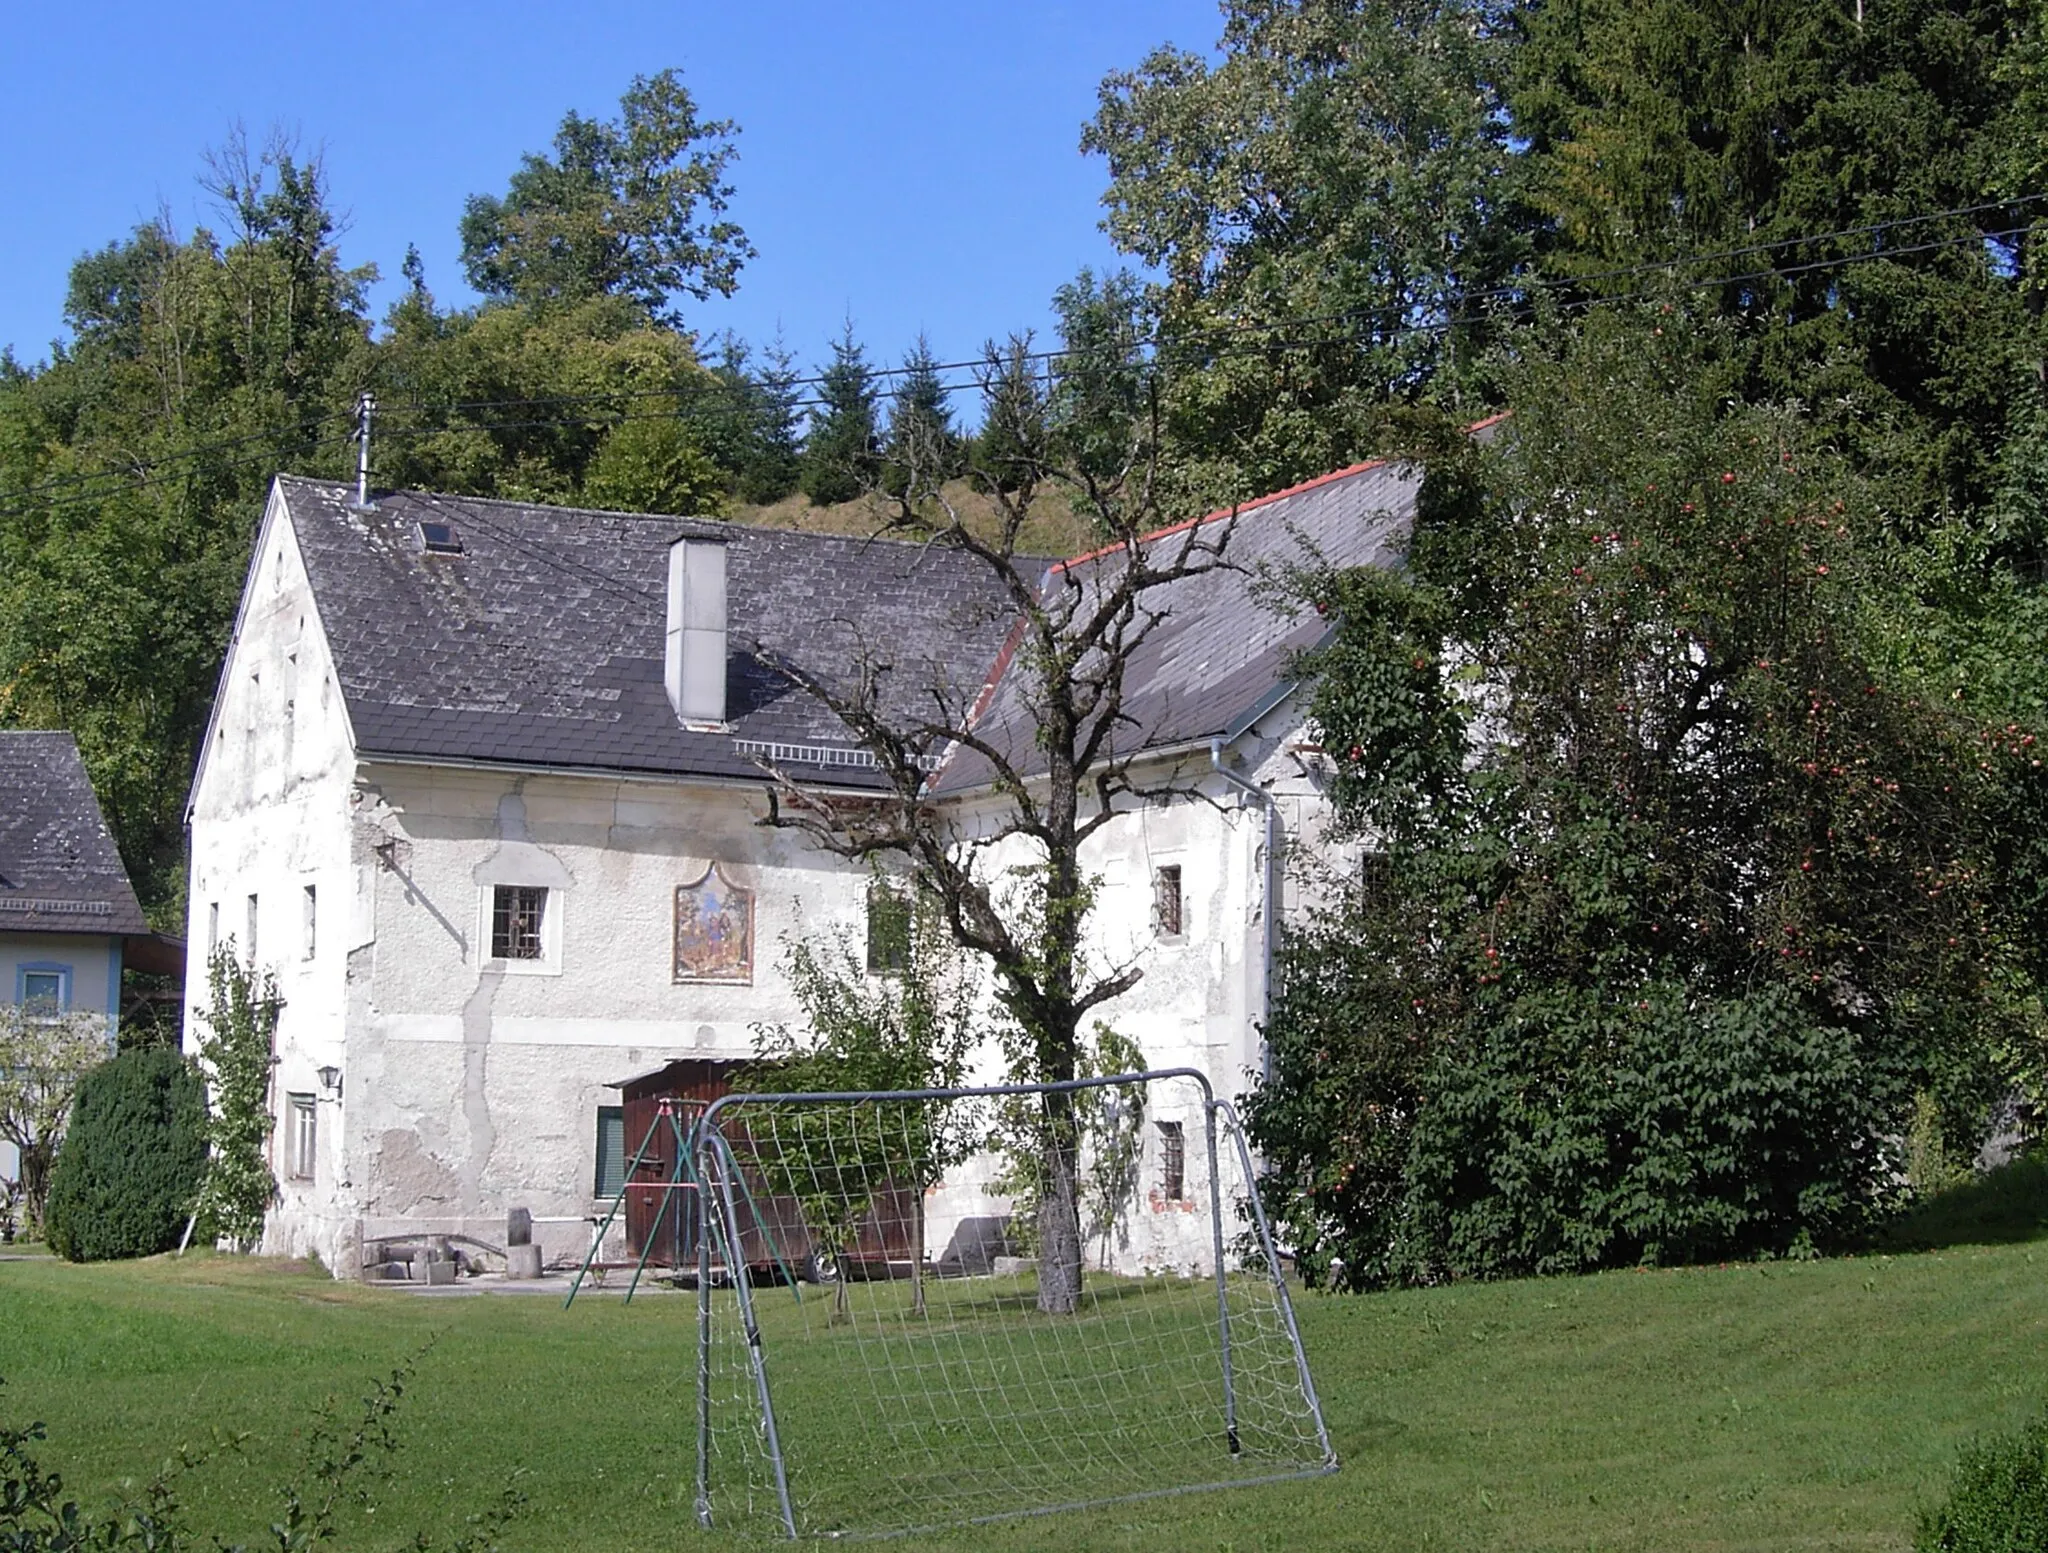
[280,474,1044,560]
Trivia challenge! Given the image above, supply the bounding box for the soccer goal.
[684,1067,1335,1539]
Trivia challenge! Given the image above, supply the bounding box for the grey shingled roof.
[930,458,1419,792]
[279,479,1028,787]
[277,460,1416,795]
[0,731,148,935]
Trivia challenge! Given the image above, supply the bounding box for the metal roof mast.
[349,391,377,512]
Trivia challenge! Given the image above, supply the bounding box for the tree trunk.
[1036,1118,1083,1315]
[19,1144,52,1234]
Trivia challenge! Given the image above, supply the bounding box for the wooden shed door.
[621,1097,702,1266]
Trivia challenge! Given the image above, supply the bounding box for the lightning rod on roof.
[350,392,377,511]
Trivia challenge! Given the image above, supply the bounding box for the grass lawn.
[3,1171,2046,1551]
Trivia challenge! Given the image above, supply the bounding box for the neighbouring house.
[182,463,1417,1277]
[0,731,160,1185]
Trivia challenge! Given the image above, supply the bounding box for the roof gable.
[0,731,148,935]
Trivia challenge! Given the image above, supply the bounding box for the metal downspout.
[1210,738,1279,1083]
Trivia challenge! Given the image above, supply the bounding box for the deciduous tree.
[459,68,752,324]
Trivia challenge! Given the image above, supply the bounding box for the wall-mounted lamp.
[317,1065,343,1098]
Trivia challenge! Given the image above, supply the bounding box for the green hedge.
[1920,1410,2048,1552]
[43,1047,208,1262]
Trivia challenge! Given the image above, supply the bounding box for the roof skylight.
[416,521,463,555]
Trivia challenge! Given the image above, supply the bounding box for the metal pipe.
[1204,1101,1240,1456]
[353,393,375,508]
[1210,738,1279,1082]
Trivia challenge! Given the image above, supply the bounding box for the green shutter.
[595,1106,626,1198]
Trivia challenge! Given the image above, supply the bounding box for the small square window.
[492,886,547,961]
[1153,864,1184,939]
[288,1093,317,1181]
[1157,1120,1186,1200]
[21,970,66,1016]
[866,883,912,975]
[302,884,317,960]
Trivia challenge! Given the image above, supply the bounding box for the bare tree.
[750,341,1239,1313]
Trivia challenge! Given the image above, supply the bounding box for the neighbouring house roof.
[278,478,1031,790]
[271,457,1419,796]
[0,731,149,936]
[928,457,1420,793]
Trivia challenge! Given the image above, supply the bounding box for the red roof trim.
[1047,456,1393,577]
[1046,412,1511,576]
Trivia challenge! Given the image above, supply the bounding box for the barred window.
[1152,865,1184,938]
[1157,1120,1186,1200]
[492,886,547,960]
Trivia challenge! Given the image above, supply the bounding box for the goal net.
[684,1068,1335,1539]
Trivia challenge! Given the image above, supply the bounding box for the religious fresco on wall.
[673,864,754,984]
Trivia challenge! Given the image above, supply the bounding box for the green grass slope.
[2,1200,2045,1550]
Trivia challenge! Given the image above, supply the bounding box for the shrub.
[1398,982,1899,1280]
[43,1048,207,1262]
[1918,1409,2048,1551]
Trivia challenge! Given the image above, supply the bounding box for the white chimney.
[665,535,728,728]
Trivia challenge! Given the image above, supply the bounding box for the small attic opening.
[416,520,463,555]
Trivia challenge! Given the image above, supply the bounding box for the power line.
[293,193,2048,419]
[0,201,2037,523]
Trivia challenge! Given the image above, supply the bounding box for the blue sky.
[1,2,1219,380]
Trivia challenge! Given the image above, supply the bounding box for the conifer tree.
[740,334,804,505]
[882,334,960,498]
[971,335,1051,493]
[800,323,879,506]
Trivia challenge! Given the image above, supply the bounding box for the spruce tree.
[741,334,804,505]
[970,335,1050,493]
[800,323,880,506]
[882,335,960,498]
[1509,0,2043,519]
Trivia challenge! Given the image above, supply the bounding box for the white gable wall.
[184,494,361,1264]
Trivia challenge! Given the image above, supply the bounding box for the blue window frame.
[16,963,71,1015]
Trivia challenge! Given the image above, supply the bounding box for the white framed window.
[287,1093,316,1180]
[207,901,220,953]
[302,884,317,960]
[482,884,560,974]
[246,893,259,964]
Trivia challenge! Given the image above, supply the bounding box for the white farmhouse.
[182,463,1417,1276]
